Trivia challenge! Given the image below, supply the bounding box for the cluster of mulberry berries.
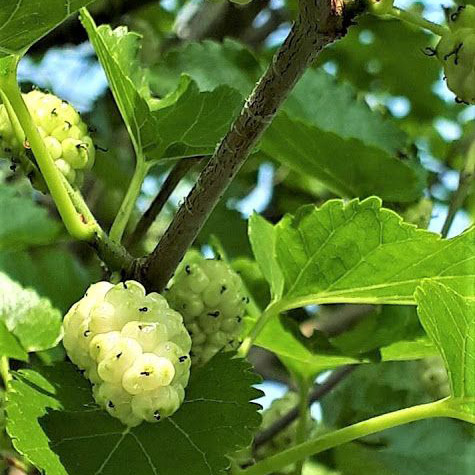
[0,90,95,188]
[62,281,192,427]
[436,5,475,104]
[166,256,247,367]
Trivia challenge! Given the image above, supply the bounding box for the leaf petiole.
[238,300,285,357]
[0,356,11,387]
[237,399,454,475]
[109,160,150,244]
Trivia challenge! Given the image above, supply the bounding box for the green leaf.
[264,197,473,310]
[318,15,446,121]
[7,354,261,475]
[198,202,252,259]
[285,69,408,156]
[324,306,423,358]
[151,39,261,96]
[153,78,242,161]
[0,320,27,361]
[81,11,242,163]
[0,185,60,251]
[248,213,284,300]
[251,315,435,379]
[0,272,62,353]
[5,369,66,475]
[80,9,159,160]
[0,1,95,57]
[415,281,475,417]
[0,247,98,313]
[261,113,424,202]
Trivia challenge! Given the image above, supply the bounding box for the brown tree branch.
[136,0,361,291]
[125,157,203,250]
[253,365,356,450]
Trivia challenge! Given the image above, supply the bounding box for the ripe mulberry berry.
[62,281,191,427]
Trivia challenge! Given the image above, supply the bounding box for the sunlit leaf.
[0,0,95,57]
[0,272,62,353]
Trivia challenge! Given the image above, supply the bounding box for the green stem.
[59,169,134,271]
[110,161,149,243]
[0,69,94,241]
[60,173,96,223]
[238,300,284,357]
[293,380,311,475]
[238,400,452,475]
[0,357,11,388]
[387,7,449,37]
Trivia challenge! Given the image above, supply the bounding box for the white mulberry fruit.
[166,256,247,366]
[436,6,475,104]
[62,280,192,427]
[0,90,95,188]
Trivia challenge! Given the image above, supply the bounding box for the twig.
[125,157,202,249]
[138,0,358,291]
[440,143,475,238]
[90,229,134,272]
[253,365,356,450]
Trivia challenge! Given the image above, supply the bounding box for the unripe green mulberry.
[234,392,313,473]
[0,90,95,188]
[436,6,475,104]
[257,393,312,465]
[166,256,247,366]
[62,280,192,427]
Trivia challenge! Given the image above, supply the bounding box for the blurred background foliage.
[1,0,474,473]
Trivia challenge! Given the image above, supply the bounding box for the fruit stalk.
[109,161,149,244]
[0,70,94,240]
[387,7,448,37]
